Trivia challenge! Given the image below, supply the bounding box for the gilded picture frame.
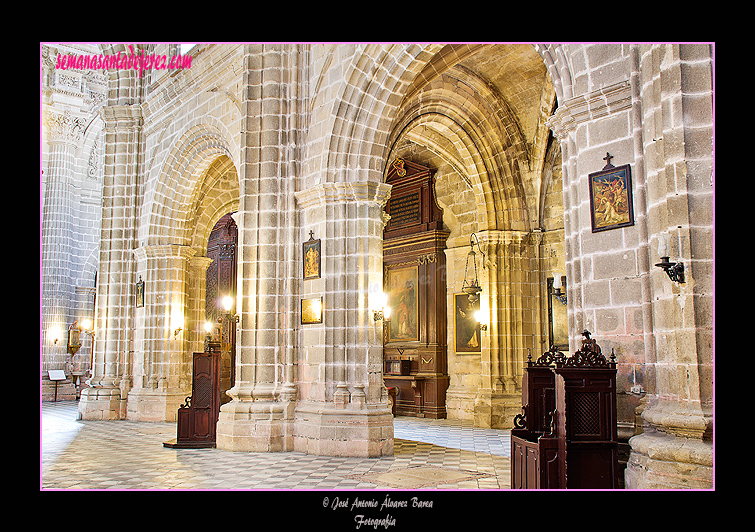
[136,276,145,308]
[588,163,634,233]
[303,235,321,280]
[454,293,481,353]
[387,265,419,342]
[301,297,323,325]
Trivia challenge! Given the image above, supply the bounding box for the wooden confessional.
[382,158,449,418]
[164,342,221,449]
[511,331,619,489]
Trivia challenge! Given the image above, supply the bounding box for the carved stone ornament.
[45,110,87,145]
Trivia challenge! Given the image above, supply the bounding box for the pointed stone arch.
[140,121,237,248]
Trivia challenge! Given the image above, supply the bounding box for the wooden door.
[206,213,237,403]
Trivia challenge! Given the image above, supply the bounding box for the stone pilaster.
[41,109,85,401]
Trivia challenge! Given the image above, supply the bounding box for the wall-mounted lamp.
[654,234,685,283]
[172,313,184,338]
[371,291,391,322]
[462,233,486,304]
[474,307,489,331]
[655,257,685,283]
[80,318,95,336]
[222,295,240,323]
[551,273,567,304]
[50,326,62,345]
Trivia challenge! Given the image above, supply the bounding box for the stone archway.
[381,45,562,428]
[125,124,239,422]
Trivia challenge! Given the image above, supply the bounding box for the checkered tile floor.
[41,401,511,490]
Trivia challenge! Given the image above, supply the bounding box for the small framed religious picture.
[588,154,635,233]
[301,297,323,325]
[303,231,321,280]
[136,276,145,307]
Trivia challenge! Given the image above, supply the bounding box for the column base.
[473,391,521,429]
[625,428,713,489]
[215,400,293,452]
[293,400,394,457]
[125,388,189,422]
[78,386,123,420]
[446,385,477,421]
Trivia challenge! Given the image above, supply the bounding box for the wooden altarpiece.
[382,158,450,418]
[511,331,619,489]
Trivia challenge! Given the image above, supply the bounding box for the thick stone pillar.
[216,44,300,452]
[79,105,142,420]
[293,182,394,457]
[127,245,196,421]
[42,109,83,400]
[546,44,713,489]
[624,44,713,489]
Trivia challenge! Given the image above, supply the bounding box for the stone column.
[41,109,83,400]
[127,244,196,421]
[293,182,394,457]
[473,230,538,429]
[79,105,142,420]
[624,44,713,489]
[216,44,300,452]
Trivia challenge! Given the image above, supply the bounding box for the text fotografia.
[55,45,192,78]
[323,494,433,529]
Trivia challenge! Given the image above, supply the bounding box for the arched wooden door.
[205,213,237,404]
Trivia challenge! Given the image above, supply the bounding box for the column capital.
[44,109,87,146]
[547,80,632,140]
[134,244,197,262]
[295,181,392,210]
[101,104,143,132]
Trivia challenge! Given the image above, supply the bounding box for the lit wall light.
[474,305,489,331]
[222,295,240,323]
[80,318,94,335]
[49,326,62,345]
[172,312,184,338]
[371,291,391,322]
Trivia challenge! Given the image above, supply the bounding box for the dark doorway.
[205,213,238,404]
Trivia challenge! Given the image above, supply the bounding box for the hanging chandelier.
[462,233,485,304]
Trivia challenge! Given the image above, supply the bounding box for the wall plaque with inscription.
[384,158,444,239]
[388,192,420,226]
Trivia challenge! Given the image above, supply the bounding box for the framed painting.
[303,233,321,280]
[454,293,481,353]
[588,163,634,232]
[387,265,418,342]
[301,297,323,325]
